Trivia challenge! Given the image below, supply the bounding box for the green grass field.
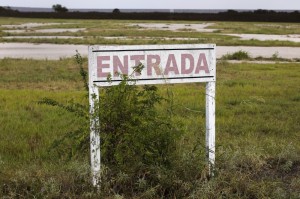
[0,57,299,198]
[1,17,300,46]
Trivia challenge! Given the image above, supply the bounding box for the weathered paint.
[206,81,216,175]
[88,44,216,186]
[90,44,215,87]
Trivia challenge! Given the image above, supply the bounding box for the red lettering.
[147,55,161,76]
[181,54,194,74]
[97,56,110,78]
[113,55,128,76]
[164,54,179,75]
[195,53,209,74]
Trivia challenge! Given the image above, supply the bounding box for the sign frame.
[88,44,216,186]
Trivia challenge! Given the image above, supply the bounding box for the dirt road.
[1,43,299,60]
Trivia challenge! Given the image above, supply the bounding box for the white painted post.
[89,46,101,186]
[89,85,100,186]
[206,81,215,176]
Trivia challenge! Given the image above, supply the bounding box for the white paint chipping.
[206,81,216,175]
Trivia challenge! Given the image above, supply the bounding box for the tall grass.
[0,58,299,198]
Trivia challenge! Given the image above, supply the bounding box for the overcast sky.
[1,0,300,10]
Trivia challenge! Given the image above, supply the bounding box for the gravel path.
[1,43,300,60]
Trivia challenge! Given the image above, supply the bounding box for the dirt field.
[1,42,300,60]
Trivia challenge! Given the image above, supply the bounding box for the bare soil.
[1,43,300,60]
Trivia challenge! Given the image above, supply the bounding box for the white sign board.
[89,44,215,86]
[88,44,216,186]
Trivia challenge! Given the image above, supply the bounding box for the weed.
[221,50,251,60]
[272,51,279,59]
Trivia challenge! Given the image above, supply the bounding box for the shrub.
[39,52,206,197]
[52,4,68,13]
[112,8,121,14]
[221,50,251,60]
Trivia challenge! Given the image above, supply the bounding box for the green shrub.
[221,50,251,60]
[97,75,181,172]
[39,53,206,197]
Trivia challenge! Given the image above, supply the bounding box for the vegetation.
[52,4,68,13]
[220,50,299,62]
[0,57,299,198]
[209,21,300,35]
[221,50,250,60]
[0,9,300,22]
[113,8,121,14]
[1,17,300,46]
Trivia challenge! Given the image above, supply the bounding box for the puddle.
[128,23,217,32]
[226,34,300,42]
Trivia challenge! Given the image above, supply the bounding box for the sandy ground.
[101,36,199,41]
[1,43,300,60]
[3,36,84,39]
[129,23,217,32]
[4,34,300,42]
[3,22,300,43]
[3,28,86,34]
[1,23,72,29]
[1,36,200,40]
[227,34,300,43]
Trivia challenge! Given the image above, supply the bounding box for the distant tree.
[254,9,268,14]
[0,6,18,14]
[227,9,238,14]
[112,8,121,14]
[52,4,68,13]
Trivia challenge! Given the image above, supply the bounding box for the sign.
[88,44,216,186]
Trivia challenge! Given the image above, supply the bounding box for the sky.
[1,0,300,10]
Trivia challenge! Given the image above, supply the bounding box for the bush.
[52,4,68,13]
[112,8,121,14]
[221,50,251,60]
[39,53,207,197]
[97,75,181,171]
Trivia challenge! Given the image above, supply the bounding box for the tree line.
[0,6,299,22]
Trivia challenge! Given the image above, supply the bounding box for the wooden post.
[89,46,101,186]
[206,81,216,176]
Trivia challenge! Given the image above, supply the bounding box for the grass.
[0,57,299,197]
[209,21,300,35]
[1,17,300,46]
[220,50,300,62]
